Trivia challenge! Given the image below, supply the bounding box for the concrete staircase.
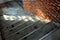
[0,1,60,40]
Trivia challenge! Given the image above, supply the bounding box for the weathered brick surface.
[23,0,60,23]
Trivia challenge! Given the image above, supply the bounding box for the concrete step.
[3,20,33,36]
[20,22,58,40]
[41,27,60,40]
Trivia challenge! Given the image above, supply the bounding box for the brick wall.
[23,0,60,23]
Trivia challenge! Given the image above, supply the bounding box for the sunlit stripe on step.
[39,27,60,40]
